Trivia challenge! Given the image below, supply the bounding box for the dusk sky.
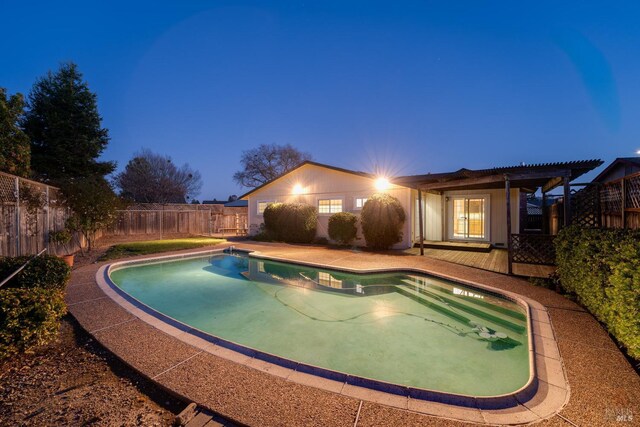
[2,1,639,200]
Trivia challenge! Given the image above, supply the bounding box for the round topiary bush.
[263,202,317,243]
[328,212,358,245]
[262,202,284,238]
[361,193,406,250]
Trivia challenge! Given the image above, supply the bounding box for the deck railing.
[510,233,556,266]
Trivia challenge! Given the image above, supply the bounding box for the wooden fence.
[600,172,640,229]
[104,204,248,237]
[0,171,249,257]
[0,171,85,257]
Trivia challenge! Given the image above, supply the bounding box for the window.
[257,201,274,215]
[354,197,368,210]
[318,199,343,214]
[318,272,343,288]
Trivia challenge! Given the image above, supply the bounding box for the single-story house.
[240,160,602,255]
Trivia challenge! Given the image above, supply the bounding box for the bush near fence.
[0,255,70,359]
[555,226,640,360]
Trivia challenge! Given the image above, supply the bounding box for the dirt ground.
[0,315,185,427]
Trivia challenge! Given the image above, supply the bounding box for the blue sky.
[2,1,639,199]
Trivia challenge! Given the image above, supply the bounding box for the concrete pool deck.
[66,242,640,426]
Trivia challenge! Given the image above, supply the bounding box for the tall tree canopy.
[22,62,115,186]
[233,143,312,188]
[113,148,202,203]
[0,88,30,177]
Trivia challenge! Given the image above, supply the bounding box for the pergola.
[393,160,603,274]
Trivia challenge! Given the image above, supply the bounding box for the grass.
[100,237,226,260]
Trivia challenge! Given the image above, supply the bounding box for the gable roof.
[591,157,640,183]
[239,161,375,199]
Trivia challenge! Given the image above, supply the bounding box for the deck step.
[415,240,492,253]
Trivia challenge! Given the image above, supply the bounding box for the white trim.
[446,194,491,242]
[256,200,276,216]
[353,196,369,211]
[316,196,344,215]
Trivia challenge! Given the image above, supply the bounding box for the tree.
[22,62,115,186]
[0,88,30,177]
[64,177,120,252]
[233,143,312,188]
[113,148,202,203]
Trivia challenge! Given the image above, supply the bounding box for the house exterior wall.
[442,188,520,247]
[245,164,413,249]
[411,187,520,247]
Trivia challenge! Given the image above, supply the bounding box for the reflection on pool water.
[109,253,530,396]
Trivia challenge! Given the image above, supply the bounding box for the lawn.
[101,237,226,260]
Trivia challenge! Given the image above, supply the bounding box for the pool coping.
[93,246,570,424]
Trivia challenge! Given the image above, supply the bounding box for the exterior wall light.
[292,183,304,195]
[375,177,390,191]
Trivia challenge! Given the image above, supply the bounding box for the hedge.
[328,212,358,245]
[361,193,406,250]
[0,255,70,291]
[262,202,317,243]
[555,226,640,360]
[0,287,67,359]
[0,255,71,359]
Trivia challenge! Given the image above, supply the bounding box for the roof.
[240,161,374,199]
[591,157,640,183]
[224,199,248,207]
[393,159,604,192]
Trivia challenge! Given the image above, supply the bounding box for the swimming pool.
[109,251,532,398]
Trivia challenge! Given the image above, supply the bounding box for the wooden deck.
[404,247,556,278]
[416,240,492,252]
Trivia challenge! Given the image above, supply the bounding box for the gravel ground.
[0,315,185,427]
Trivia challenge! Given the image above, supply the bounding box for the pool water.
[110,253,530,396]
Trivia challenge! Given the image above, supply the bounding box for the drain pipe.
[0,248,48,289]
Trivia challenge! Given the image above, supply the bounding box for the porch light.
[292,183,304,195]
[375,177,390,191]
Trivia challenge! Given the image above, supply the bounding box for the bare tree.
[233,143,312,188]
[113,148,202,203]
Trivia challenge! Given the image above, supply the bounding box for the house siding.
[246,164,413,249]
[443,188,520,246]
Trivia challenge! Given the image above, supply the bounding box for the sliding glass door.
[449,196,489,240]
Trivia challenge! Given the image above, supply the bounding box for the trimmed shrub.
[0,255,70,291]
[361,193,406,250]
[263,202,317,243]
[555,226,640,360]
[0,287,67,359]
[262,202,284,234]
[328,212,358,245]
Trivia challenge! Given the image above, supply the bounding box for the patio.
[66,241,640,427]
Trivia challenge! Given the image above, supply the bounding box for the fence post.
[45,186,50,252]
[621,178,626,228]
[160,205,164,239]
[14,177,20,256]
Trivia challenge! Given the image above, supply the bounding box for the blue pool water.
[109,253,530,396]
